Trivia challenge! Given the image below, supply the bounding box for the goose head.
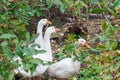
[38,19,52,26]
[78,38,90,48]
[45,26,60,34]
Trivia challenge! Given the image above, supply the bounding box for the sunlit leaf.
[80,1,87,8]
[29,59,43,64]
[46,0,53,8]
[56,0,65,13]
[111,0,120,10]
[90,0,99,4]
[111,41,118,50]
[2,46,14,59]
[37,50,46,53]
[25,32,30,41]
[1,41,8,47]
[101,21,108,33]
[95,34,106,41]
[103,0,108,7]
[0,33,16,39]
[15,46,24,59]
[8,71,14,80]
[91,8,105,13]
[27,12,34,16]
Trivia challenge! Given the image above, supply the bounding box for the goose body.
[32,26,59,77]
[48,58,80,79]
[15,26,59,78]
[14,19,52,75]
[47,38,90,79]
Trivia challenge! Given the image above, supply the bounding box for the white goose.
[29,18,52,49]
[16,26,60,78]
[47,38,90,79]
[14,19,52,74]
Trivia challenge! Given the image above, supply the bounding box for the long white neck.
[43,31,52,61]
[35,23,44,49]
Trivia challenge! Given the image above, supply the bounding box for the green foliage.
[0,0,49,79]
[0,0,120,79]
[90,0,120,15]
[95,21,118,51]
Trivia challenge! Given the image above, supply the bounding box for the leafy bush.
[0,0,120,80]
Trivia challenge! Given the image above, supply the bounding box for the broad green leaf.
[12,39,19,44]
[23,47,33,55]
[97,44,106,51]
[80,1,87,8]
[15,46,24,59]
[107,8,114,14]
[56,0,65,13]
[103,0,108,7]
[55,52,63,58]
[111,41,118,50]
[29,59,43,64]
[37,50,46,53]
[95,34,106,41]
[0,33,16,39]
[56,0,64,6]
[90,0,99,4]
[8,71,14,80]
[101,21,108,33]
[46,0,53,8]
[91,8,105,14]
[36,10,42,17]
[107,26,116,36]
[26,32,30,41]
[111,0,120,10]
[1,41,8,47]
[11,60,19,68]
[27,12,34,16]
[2,46,14,59]
[60,6,65,13]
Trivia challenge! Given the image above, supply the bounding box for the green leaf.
[37,10,42,17]
[97,44,106,51]
[90,0,99,4]
[91,8,105,14]
[95,34,106,41]
[26,32,30,41]
[8,71,14,80]
[60,6,65,13]
[55,52,63,58]
[107,8,114,14]
[103,0,108,7]
[56,0,65,13]
[1,41,8,47]
[101,21,108,33]
[11,60,19,68]
[111,41,118,50]
[37,50,46,53]
[46,0,53,8]
[2,46,14,59]
[111,0,120,10]
[15,46,24,59]
[0,33,16,39]
[80,1,87,8]
[29,59,43,64]
[27,12,34,16]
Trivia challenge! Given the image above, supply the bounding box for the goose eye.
[81,41,84,43]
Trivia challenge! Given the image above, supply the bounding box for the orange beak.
[55,28,60,32]
[46,19,52,25]
[83,42,90,48]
